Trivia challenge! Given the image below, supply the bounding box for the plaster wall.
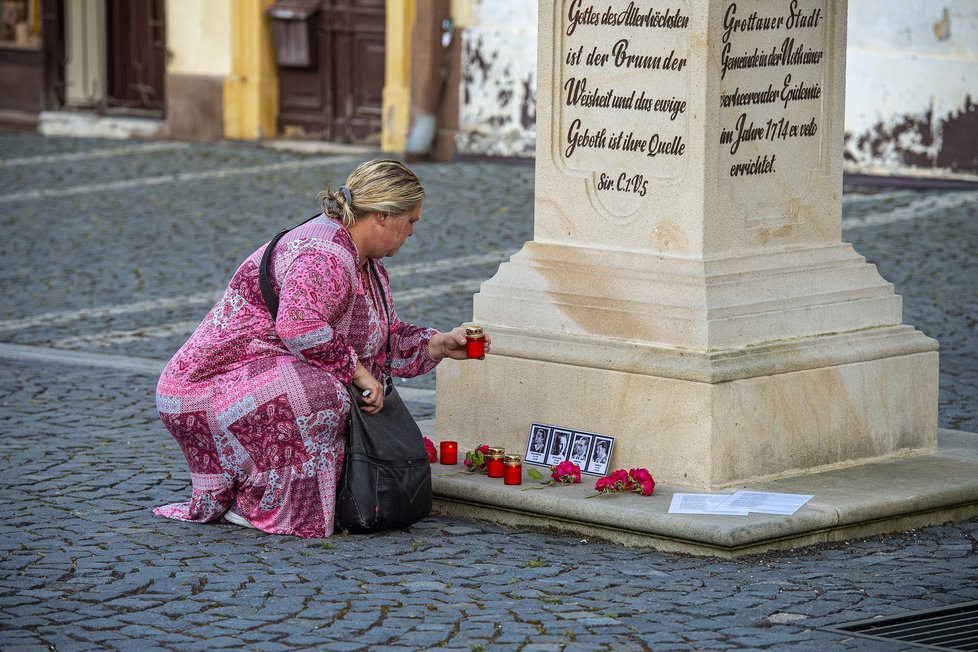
[165,0,233,76]
[163,0,234,141]
[844,1,978,177]
[456,0,537,157]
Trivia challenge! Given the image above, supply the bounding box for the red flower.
[463,444,491,473]
[630,468,653,485]
[525,461,582,489]
[609,469,630,491]
[589,468,655,498]
[423,437,437,463]
[551,461,582,484]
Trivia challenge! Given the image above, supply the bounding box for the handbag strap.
[258,213,320,320]
[367,259,394,381]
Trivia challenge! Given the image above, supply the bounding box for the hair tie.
[339,185,352,206]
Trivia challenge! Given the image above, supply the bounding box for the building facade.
[1,0,974,179]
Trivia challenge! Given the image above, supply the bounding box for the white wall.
[456,0,538,157]
[166,0,233,77]
[844,0,978,177]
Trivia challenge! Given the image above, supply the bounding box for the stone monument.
[435,0,938,489]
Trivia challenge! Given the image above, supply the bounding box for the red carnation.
[588,467,656,498]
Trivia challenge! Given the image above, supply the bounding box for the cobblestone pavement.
[1,133,976,650]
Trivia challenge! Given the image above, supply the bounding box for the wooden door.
[323,0,385,141]
[277,0,385,142]
[104,0,165,115]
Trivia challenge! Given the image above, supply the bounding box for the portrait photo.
[586,436,614,476]
[524,424,552,464]
[569,432,592,466]
[546,429,572,466]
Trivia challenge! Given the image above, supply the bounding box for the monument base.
[425,429,978,558]
[435,328,938,489]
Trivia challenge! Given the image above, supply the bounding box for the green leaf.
[527,467,546,482]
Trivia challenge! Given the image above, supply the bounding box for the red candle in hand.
[486,447,505,478]
[440,441,458,465]
[504,454,522,486]
[465,325,486,359]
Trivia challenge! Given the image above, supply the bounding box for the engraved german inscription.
[717,0,827,191]
[558,0,692,216]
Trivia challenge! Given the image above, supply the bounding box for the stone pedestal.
[435,0,938,489]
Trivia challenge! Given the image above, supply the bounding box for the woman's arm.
[374,262,491,377]
[351,360,385,414]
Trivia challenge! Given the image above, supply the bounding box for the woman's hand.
[429,327,492,361]
[352,362,384,414]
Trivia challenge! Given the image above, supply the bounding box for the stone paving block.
[2,614,53,629]
[308,641,368,652]
[255,598,307,615]
[392,630,451,646]
[255,620,321,637]
[358,627,416,645]
[36,632,106,652]
[563,643,617,652]
[72,628,135,645]
[0,595,43,610]
[0,641,52,652]
[114,623,172,639]
[176,637,246,651]
[238,636,292,651]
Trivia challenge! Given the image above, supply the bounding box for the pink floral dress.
[154,215,438,537]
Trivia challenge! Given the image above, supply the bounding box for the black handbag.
[258,220,432,533]
[336,377,432,532]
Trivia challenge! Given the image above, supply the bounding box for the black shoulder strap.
[259,213,320,320]
[368,259,393,380]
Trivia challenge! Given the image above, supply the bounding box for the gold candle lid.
[504,454,522,464]
[464,324,485,339]
[487,446,505,457]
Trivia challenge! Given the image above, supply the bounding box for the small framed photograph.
[586,435,614,476]
[525,422,616,474]
[569,432,593,467]
[525,424,551,464]
[546,429,572,466]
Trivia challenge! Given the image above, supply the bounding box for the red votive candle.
[440,441,458,465]
[465,325,486,359]
[486,447,505,478]
[504,454,522,486]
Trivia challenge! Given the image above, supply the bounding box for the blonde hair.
[318,159,425,228]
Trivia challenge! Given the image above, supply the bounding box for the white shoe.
[223,505,257,529]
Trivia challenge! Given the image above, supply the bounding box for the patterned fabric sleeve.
[376,262,440,379]
[275,248,359,385]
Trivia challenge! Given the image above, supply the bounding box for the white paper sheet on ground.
[668,493,749,515]
[713,491,814,516]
